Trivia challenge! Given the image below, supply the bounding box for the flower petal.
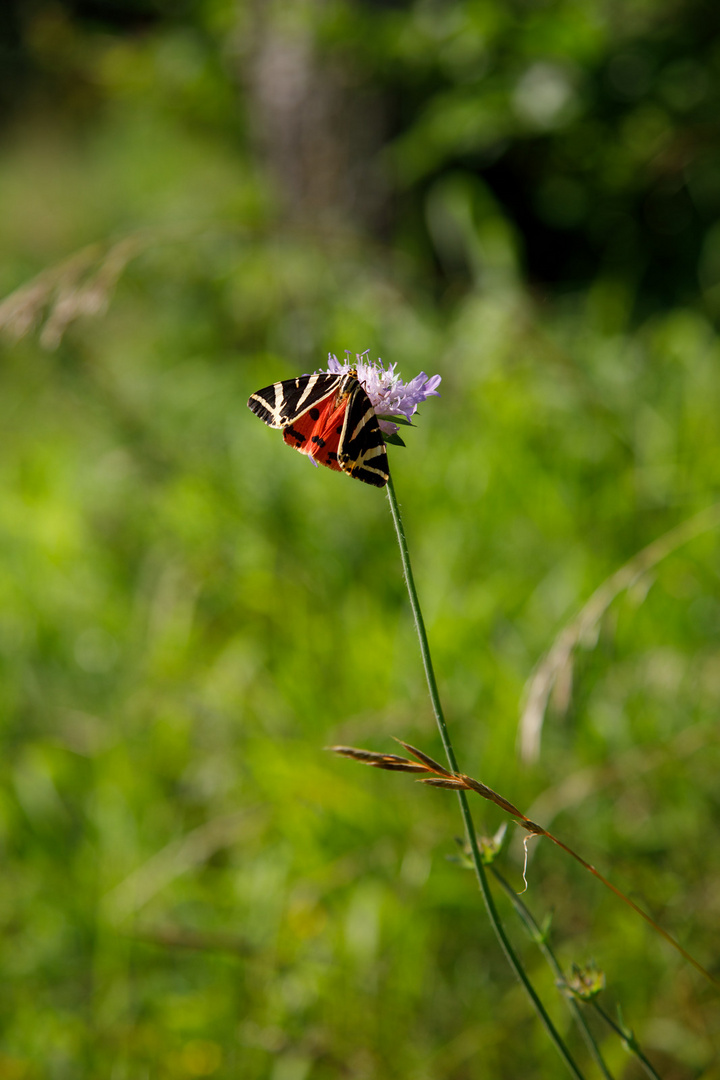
[319,353,441,432]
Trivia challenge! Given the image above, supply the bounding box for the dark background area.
[4,0,720,311]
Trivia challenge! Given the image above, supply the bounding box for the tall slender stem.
[385,471,586,1080]
[591,1004,662,1080]
[489,867,614,1080]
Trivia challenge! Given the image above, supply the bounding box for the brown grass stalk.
[519,502,720,762]
[331,740,718,988]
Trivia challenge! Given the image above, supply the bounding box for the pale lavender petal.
[314,352,441,437]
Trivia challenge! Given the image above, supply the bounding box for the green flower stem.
[489,867,614,1080]
[385,471,586,1080]
[590,1003,662,1080]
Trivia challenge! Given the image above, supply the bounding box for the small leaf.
[378,414,414,427]
[540,910,554,939]
[385,432,406,448]
[446,853,474,869]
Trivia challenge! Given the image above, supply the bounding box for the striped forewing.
[247,373,346,429]
[338,383,389,487]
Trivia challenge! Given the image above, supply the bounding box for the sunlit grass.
[0,97,718,1077]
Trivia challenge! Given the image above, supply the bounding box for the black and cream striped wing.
[337,383,389,488]
[247,373,344,429]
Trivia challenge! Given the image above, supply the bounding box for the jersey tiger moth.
[247,369,390,487]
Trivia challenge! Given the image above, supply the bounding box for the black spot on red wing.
[309,407,320,420]
[285,426,306,445]
[327,452,338,461]
[335,426,343,434]
[311,435,325,447]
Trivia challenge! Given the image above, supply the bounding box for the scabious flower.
[325,351,441,436]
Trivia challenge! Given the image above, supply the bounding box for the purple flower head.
[325,351,441,436]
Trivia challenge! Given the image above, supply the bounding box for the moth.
[248,369,389,487]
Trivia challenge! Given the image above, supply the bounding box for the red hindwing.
[282,389,349,472]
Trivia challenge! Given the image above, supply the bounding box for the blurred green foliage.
[0,1,719,1077]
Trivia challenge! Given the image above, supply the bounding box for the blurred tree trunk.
[244,0,389,235]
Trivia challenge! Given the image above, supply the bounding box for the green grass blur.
[0,2,719,1077]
